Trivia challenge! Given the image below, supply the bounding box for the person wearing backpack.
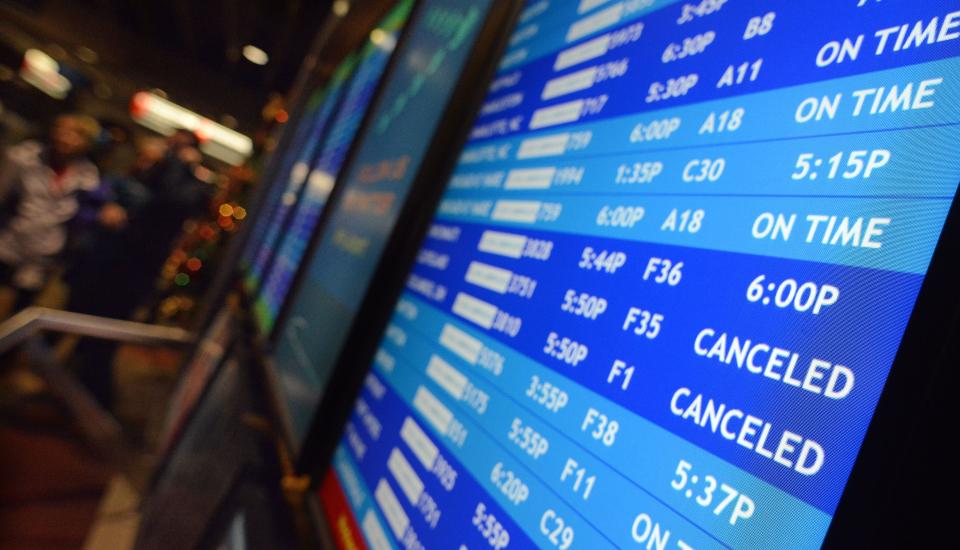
[0,114,100,314]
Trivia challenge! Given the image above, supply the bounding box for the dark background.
[0,0,397,145]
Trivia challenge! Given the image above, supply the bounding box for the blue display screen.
[241,89,323,276]
[271,0,494,448]
[321,1,960,548]
[254,0,415,333]
[244,61,356,294]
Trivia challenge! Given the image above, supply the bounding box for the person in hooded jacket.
[0,114,100,313]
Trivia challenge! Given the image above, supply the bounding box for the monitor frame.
[193,9,348,338]
[143,304,239,496]
[248,0,427,464]
[240,51,365,315]
[238,85,341,291]
[135,354,256,550]
[226,2,403,332]
[289,0,524,476]
[247,1,417,345]
[239,87,328,276]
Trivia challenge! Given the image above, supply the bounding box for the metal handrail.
[0,307,195,355]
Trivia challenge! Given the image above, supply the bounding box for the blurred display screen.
[243,60,357,293]
[157,309,233,453]
[254,1,415,333]
[319,1,960,548]
[136,358,253,550]
[271,0,495,448]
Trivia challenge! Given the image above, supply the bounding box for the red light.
[130,92,150,118]
[195,119,212,143]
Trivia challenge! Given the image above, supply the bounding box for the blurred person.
[61,132,159,268]
[124,129,212,314]
[62,122,140,262]
[137,129,210,243]
[92,122,138,178]
[67,131,212,408]
[0,114,100,313]
[63,137,163,305]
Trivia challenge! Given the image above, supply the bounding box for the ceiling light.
[20,49,71,99]
[242,45,269,66]
[332,0,350,17]
[129,91,253,165]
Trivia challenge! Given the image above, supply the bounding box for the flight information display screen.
[243,60,356,294]
[241,87,325,278]
[271,0,495,448]
[319,1,960,548]
[254,0,414,333]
